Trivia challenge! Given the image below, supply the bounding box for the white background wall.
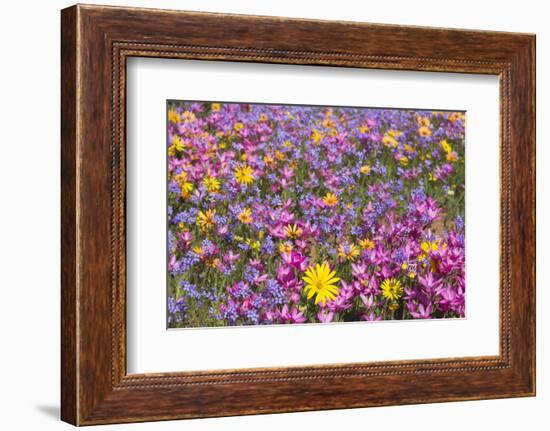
[0,0,546,429]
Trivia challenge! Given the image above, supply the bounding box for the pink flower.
[268,224,286,239]
[216,225,228,236]
[280,305,307,324]
[361,311,382,321]
[253,273,269,286]
[281,251,308,272]
[408,302,433,319]
[418,272,442,296]
[168,255,179,272]
[223,250,240,265]
[360,294,375,309]
[317,310,335,323]
[249,259,264,271]
[177,231,192,248]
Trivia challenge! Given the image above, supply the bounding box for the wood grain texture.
[60,4,536,425]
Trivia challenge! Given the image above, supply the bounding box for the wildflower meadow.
[167,101,465,328]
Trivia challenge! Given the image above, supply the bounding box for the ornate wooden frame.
[61,4,536,425]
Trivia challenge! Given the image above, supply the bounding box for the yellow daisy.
[380,278,404,301]
[168,135,185,156]
[180,181,194,199]
[360,164,371,174]
[284,224,303,239]
[448,112,463,123]
[358,124,370,134]
[446,151,458,162]
[168,109,180,124]
[278,241,293,254]
[274,150,285,161]
[382,134,398,148]
[418,126,432,137]
[337,243,361,262]
[440,139,452,154]
[420,240,440,253]
[202,176,221,193]
[205,257,220,268]
[181,111,196,123]
[234,164,254,185]
[322,192,338,207]
[302,263,340,306]
[417,116,431,127]
[196,209,216,231]
[192,245,204,256]
[359,238,375,250]
[174,170,188,184]
[263,154,276,168]
[311,129,323,144]
[237,207,253,224]
[246,238,261,251]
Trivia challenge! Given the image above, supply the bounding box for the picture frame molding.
[61,4,535,425]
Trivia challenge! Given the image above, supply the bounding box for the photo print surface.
[166,101,465,328]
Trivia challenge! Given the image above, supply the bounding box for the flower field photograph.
[167,100,465,328]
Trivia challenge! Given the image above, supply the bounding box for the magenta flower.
[223,250,240,265]
[281,251,309,272]
[280,305,307,324]
[317,310,335,323]
[408,302,433,319]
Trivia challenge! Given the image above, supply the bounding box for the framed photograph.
[61,4,536,425]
